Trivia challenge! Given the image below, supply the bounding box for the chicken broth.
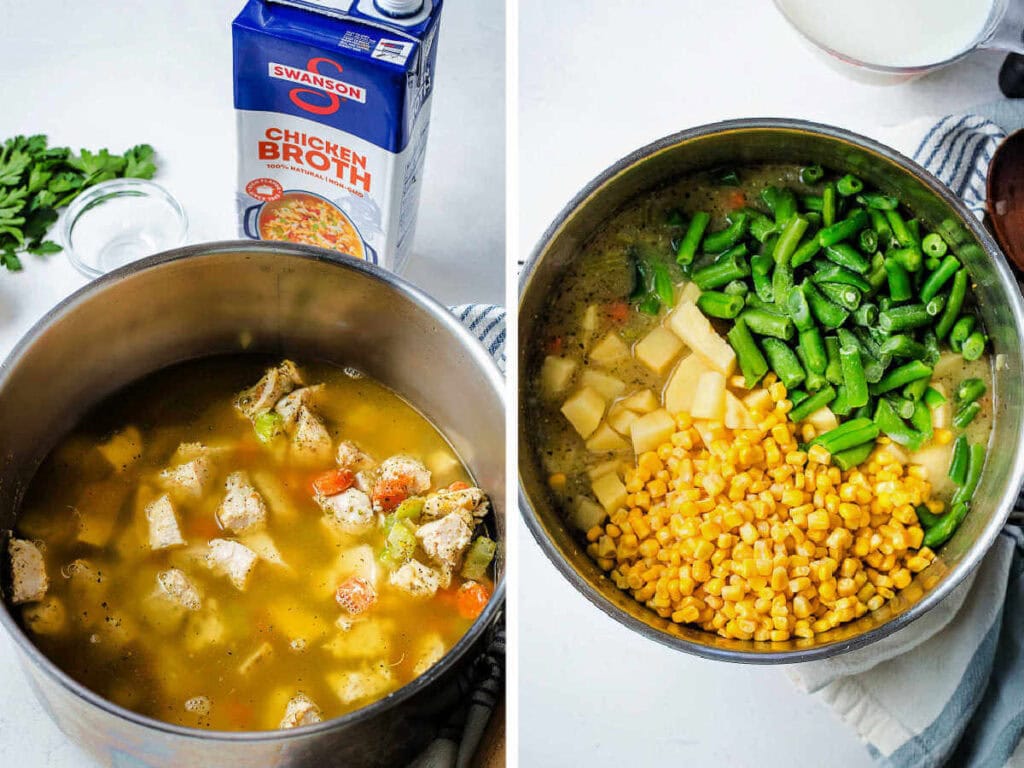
[10,356,495,731]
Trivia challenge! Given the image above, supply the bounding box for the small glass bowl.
[61,179,188,278]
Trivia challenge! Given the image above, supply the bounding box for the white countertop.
[0,0,503,764]
[517,2,1006,767]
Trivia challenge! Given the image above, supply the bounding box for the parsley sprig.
[0,136,158,271]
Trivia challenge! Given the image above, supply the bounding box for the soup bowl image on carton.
[233,0,442,271]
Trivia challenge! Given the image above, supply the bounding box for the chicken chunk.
[158,455,212,499]
[336,440,373,471]
[205,538,258,590]
[378,456,432,495]
[274,385,324,429]
[9,538,49,604]
[388,560,441,598]
[329,662,394,706]
[145,495,186,550]
[156,568,201,611]
[280,693,322,729]
[217,471,268,533]
[292,406,333,464]
[184,696,211,716]
[415,513,474,572]
[235,360,304,420]
[318,488,374,533]
[422,487,489,524]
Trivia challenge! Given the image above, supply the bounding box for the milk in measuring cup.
[232,0,443,270]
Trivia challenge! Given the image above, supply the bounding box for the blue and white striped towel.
[790,116,1024,768]
[408,303,505,768]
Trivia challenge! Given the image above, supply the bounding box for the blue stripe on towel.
[450,303,506,374]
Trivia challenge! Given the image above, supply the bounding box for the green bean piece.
[803,280,849,329]
[818,208,868,248]
[831,385,852,416]
[825,336,843,385]
[885,209,918,247]
[924,256,941,272]
[923,386,947,409]
[812,263,872,292]
[868,208,893,250]
[786,285,815,332]
[935,268,968,339]
[839,343,869,408]
[802,195,824,212]
[961,331,986,362]
[727,318,769,387]
[889,246,923,273]
[823,243,870,274]
[774,215,809,265]
[910,400,933,441]
[789,389,809,406]
[751,250,773,276]
[922,502,969,548]
[886,395,916,420]
[842,328,885,383]
[809,417,879,454]
[797,347,828,391]
[821,183,837,228]
[806,212,822,227]
[692,250,750,290]
[948,436,969,485]
[703,211,749,254]
[873,398,923,448]
[878,303,931,333]
[925,294,946,317]
[836,174,864,197]
[761,186,798,226]
[857,193,899,210]
[872,360,933,395]
[791,236,822,268]
[956,377,986,407]
[832,442,875,471]
[921,232,949,258]
[752,267,774,303]
[773,262,795,311]
[879,334,926,360]
[903,376,929,401]
[858,228,878,254]
[866,252,887,292]
[922,330,941,366]
[676,211,710,266]
[919,255,961,303]
[788,385,837,421]
[724,279,749,296]
[800,165,825,184]
[762,338,806,390]
[745,293,783,314]
[853,303,878,327]
[949,315,976,353]
[884,257,913,302]
[818,281,861,311]
[741,308,794,340]
[747,210,778,243]
[798,327,828,375]
[908,219,922,243]
[916,504,943,530]
[697,291,744,319]
[652,263,674,307]
[951,443,986,506]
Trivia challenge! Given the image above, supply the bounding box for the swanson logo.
[268,58,366,115]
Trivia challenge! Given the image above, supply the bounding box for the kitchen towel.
[790,114,1024,768]
[408,304,506,768]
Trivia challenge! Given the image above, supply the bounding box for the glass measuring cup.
[773,0,1024,83]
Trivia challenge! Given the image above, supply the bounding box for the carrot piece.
[335,576,377,615]
[727,190,747,209]
[312,468,355,497]
[455,581,490,620]
[372,477,409,512]
[546,336,563,355]
[448,481,470,491]
[606,300,629,323]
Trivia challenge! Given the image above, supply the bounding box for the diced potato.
[621,389,659,414]
[184,609,227,653]
[663,353,712,415]
[723,392,756,429]
[323,620,393,660]
[634,326,684,376]
[929,382,951,429]
[807,406,839,434]
[585,423,631,453]
[607,403,639,435]
[589,332,630,366]
[22,596,67,635]
[426,450,461,483]
[630,409,676,454]
[76,480,130,547]
[580,370,627,401]
[96,426,143,472]
[932,352,961,379]
[540,356,578,398]
[251,471,299,522]
[587,459,623,481]
[560,387,606,439]
[679,281,702,305]
[910,444,955,498]
[689,371,726,420]
[570,496,607,531]
[591,472,627,513]
[667,302,736,376]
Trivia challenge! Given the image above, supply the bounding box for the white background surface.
[517,2,1007,767]
[0,0,503,765]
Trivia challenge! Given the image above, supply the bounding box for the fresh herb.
[0,135,158,271]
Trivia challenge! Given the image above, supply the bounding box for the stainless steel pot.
[0,242,505,767]
[519,118,1024,663]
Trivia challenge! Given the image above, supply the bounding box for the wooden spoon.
[987,128,1024,271]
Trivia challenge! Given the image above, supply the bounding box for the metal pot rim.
[518,117,1024,663]
[0,240,506,738]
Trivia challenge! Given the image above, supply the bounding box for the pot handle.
[243,204,262,239]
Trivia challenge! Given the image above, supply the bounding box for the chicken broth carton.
[233,0,443,269]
